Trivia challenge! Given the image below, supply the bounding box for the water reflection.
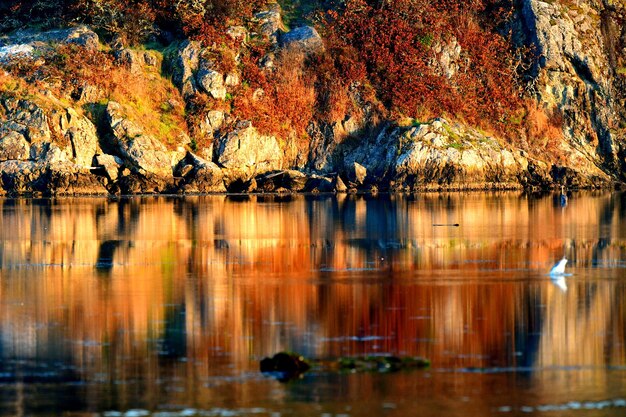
[0,192,625,414]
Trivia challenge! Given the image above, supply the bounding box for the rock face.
[0,25,99,52]
[322,119,610,191]
[0,98,107,195]
[1,2,625,196]
[171,40,202,98]
[216,122,283,182]
[104,101,177,178]
[176,153,226,193]
[517,0,625,170]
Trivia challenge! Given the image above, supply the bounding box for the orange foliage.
[318,0,527,136]
[233,47,316,137]
[1,43,116,96]
[524,103,565,157]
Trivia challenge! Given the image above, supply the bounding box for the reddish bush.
[317,0,528,136]
[233,46,316,138]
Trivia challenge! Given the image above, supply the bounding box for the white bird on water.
[550,258,568,275]
[549,258,568,292]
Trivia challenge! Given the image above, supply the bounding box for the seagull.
[549,258,568,275]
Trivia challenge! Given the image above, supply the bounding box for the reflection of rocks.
[0,192,624,396]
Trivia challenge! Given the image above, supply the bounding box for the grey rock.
[171,40,202,98]
[45,162,108,195]
[519,0,620,169]
[0,160,43,193]
[197,68,226,99]
[0,26,99,50]
[306,175,334,193]
[225,72,240,87]
[0,44,34,60]
[216,123,283,180]
[105,101,176,178]
[74,83,103,102]
[334,176,347,192]
[0,132,30,161]
[352,162,367,185]
[143,51,158,67]
[226,26,248,41]
[281,26,324,55]
[0,99,52,144]
[51,107,100,167]
[182,154,226,193]
[95,154,122,181]
[199,110,225,139]
[255,8,284,43]
[431,38,461,79]
[114,48,143,73]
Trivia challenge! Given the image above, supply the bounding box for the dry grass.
[234,47,316,138]
[524,102,564,159]
[1,45,189,150]
[106,65,188,149]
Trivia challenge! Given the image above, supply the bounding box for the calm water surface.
[0,192,625,416]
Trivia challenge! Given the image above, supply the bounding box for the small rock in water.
[260,352,311,382]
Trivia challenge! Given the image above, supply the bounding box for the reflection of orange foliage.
[0,192,624,404]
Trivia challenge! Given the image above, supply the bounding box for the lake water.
[0,192,625,416]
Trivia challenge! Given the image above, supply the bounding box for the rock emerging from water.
[260,352,430,382]
[260,352,311,382]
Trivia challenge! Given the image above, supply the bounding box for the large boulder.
[105,101,177,178]
[216,122,283,181]
[94,154,123,182]
[50,107,100,167]
[254,2,285,43]
[177,152,226,193]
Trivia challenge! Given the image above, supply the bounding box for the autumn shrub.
[185,92,231,150]
[316,0,528,137]
[1,44,116,96]
[231,45,316,138]
[2,43,188,149]
[523,103,565,157]
[0,0,71,32]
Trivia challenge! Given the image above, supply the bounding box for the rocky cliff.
[0,1,624,196]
